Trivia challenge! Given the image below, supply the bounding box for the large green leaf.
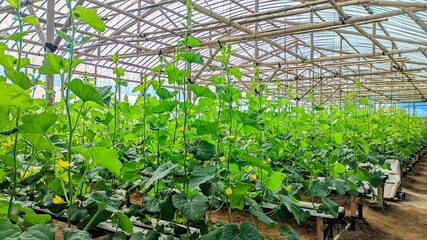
[39,53,63,75]
[222,222,260,240]
[278,195,310,224]
[230,182,253,210]
[66,79,104,106]
[22,134,54,151]
[244,197,276,229]
[195,120,219,136]
[172,193,208,220]
[89,147,122,177]
[265,172,286,192]
[165,64,186,84]
[189,84,216,100]
[241,153,272,174]
[0,218,21,239]
[19,224,56,240]
[144,162,175,188]
[0,54,16,70]
[188,139,215,161]
[150,100,179,114]
[189,165,217,191]
[5,70,34,90]
[319,197,339,218]
[63,229,92,240]
[19,112,58,134]
[73,5,106,32]
[178,51,204,64]
[278,225,301,240]
[6,0,20,9]
[0,106,11,132]
[0,82,33,108]
[113,212,133,234]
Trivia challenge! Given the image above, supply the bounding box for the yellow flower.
[189,109,196,114]
[227,135,235,139]
[52,195,63,204]
[225,188,233,196]
[2,141,14,148]
[279,149,284,154]
[20,171,30,179]
[57,160,71,168]
[136,145,142,149]
[251,174,257,180]
[177,127,184,132]
[82,156,87,161]
[153,160,158,165]
[262,160,268,164]
[219,156,226,162]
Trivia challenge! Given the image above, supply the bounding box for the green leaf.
[188,139,216,161]
[22,134,54,151]
[113,67,125,77]
[179,35,201,47]
[358,98,369,105]
[90,191,120,213]
[278,225,301,240]
[222,222,260,240]
[265,172,286,192]
[0,82,34,108]
[230,182,253,210]
[178,51,204,64]
[150,100,179,114]
[228,67,243,79]
[66,78,104,106]
[39,53,63,75]
[22,15,39,26]
[320,198,339,218]
[195,120,218,136]
[62,58,84,72]
[211,76,226,85]
[333,132,343,144]
[73,5,106,32]
[22,214,51,228]
[333,163,346,174]
[154,87,173,100]
[19,224,56,240]
[56,30,72,44]
[145,162,175,188]
[189,165,217,191]
[165,64,186,84]
[63,229,92,240]
[5,70,34,90]
[89,147,122,177]
[0,218,21,239]
[172,193,209,220]
[9,31,27,41]
[189,84,216,100]
[241,153,272,174]
[19,112,58,134]
[244,197,276,229]
[278,195,310,224]
[0,54,16,70]
[6,0,20,8]
[113,212,133,234]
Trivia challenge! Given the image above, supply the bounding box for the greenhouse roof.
[1,0,427,103]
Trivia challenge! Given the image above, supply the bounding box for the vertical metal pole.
[46,0,55,105]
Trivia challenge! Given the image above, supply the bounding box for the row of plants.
[1,0,426,239]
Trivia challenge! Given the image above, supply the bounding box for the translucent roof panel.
[1,0,427,103]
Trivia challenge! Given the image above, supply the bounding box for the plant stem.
[83,206,102,231]
[8,107,21,219]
